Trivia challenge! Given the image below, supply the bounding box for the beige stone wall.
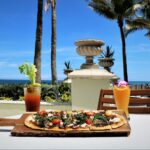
[71,78,110,110]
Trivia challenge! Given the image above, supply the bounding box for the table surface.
[0,114,150,149]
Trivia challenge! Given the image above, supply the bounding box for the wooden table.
[0,114,150,149]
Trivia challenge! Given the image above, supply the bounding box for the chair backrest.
[97,89,150,114]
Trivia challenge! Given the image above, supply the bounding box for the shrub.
[0,84,24,100]
[45,96,57,103]
[0,83,71,102]
[61,92,71,102]
[0,97,12,100]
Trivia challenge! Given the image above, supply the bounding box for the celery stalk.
[18,62,39,85]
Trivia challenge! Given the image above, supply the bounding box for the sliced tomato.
[86,112,94,116]
[86,119,91,124]
[52,118,60,125]
[39,110,47,117]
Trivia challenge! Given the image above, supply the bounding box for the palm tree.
[125,0,150,38]
[45,0,57,85]
[88,0,141,82]
[34,0,43,83]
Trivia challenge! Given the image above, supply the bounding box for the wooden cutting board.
[0,110,131,137]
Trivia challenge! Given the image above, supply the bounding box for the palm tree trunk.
[118,19,128,82]
[34,0,43,83]
[51,0,57,84]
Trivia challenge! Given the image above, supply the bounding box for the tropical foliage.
[88,0,142,82]
[99,46,114,58]
[0,83,71,102]
[64,61,72,70]
[125,0,150,38]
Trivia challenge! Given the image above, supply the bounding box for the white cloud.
[0,50,34,57]
[57,46,75,52]
[0,61,18,68]
[128,43,150,53]
[0,61,7,66]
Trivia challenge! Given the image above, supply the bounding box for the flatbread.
[24,110,126,132]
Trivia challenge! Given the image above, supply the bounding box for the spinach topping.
[75,113,87,125]
[34,114,49,127]
[34,114,60,127]
[93,113,108,123]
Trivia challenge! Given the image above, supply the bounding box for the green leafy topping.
[34,114,48,127]
[49,116,60,121]
[18,62,40,85]
[93,114,108,123]
[61,113,72,127]
[75,113,87,125]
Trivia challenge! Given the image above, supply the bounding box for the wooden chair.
[97,89,150,114]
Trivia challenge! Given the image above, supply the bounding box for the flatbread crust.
[70,127,90,131]
[110,114,126,129]
[90,125,112,131]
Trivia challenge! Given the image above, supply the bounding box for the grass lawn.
[0,103,71,117]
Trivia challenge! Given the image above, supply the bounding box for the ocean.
[0,79,149,85]
[0,79,51,84]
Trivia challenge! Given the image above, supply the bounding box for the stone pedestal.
[69,69,114,110]
[68,39,115,110]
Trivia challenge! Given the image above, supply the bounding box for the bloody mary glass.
[113,81,130,118]
[24,86,41,112]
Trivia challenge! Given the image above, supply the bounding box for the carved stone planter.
[64,69,73,76]
[98,58,115,72]
[75,39,104,69]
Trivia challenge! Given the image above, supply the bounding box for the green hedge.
[0,83,71,102]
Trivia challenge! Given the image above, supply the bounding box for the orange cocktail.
[113,81,130,118]
[24,86,41,112]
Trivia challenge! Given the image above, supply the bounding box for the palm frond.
[112,0,135,17]
[128,18,150,28]
[145,30,150,38]
[89,0,116,20]
[125,18,150,37]
[124,25,140,37]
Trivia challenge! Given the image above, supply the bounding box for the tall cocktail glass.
[113,82,130,118]
[24,86,41,112]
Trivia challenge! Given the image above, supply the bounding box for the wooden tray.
[0,110,131,137]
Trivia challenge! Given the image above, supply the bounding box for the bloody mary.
[24,86,41,112]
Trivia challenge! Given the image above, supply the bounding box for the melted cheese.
[80,123,87,128]
[110,117,121,123]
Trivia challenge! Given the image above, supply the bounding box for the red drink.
[24,86,41,112]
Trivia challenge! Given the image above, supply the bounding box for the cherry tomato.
[39,110,47,117]
[86,119,91,124]
[52,118,60,125]
[86,112,94,116]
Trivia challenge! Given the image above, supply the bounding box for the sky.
[0,0,150,81]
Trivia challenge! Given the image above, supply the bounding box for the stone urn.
[75,39,104,69]
[64,69,73,76]
[98,58,115,72]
